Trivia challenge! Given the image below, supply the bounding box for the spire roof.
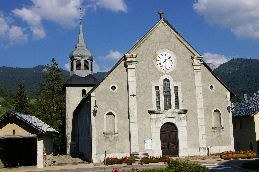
[70,20,92,59]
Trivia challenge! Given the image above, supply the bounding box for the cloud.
[12,0,82,39]
[0,15,27,46]
[95,0,127,12]
[193,0,259,39]
[13,7,45,39]
[64,63,70,71]
[203,52,230,69]
[93,60,109,72]
[105,50,122,60]
[8,26,28,44]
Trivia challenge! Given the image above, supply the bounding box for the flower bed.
[104,156,136,165]
[220,150,256,160]
[140,156,171,164]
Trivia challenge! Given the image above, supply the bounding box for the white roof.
[7,111,58,133]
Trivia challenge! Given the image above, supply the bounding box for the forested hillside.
[214,58,259,102]
[0,58,258,114]
[0,65,69,97]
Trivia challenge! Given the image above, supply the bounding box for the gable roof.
[232,91,259,117]
[76,17,234,109]
[0,110,58,134]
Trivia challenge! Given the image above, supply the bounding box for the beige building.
[233,92,259,155]
[0,110,57,168]
[65,15,234,162]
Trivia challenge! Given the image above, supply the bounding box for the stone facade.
[67,18,234,162]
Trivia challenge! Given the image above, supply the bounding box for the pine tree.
[36,58,66,154]
[13,83,30,114]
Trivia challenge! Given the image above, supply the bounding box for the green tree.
[35,58,66,154]
[13,83,30,114]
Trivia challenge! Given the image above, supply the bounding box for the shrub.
[105,156,136,165]
[167,160,208,172]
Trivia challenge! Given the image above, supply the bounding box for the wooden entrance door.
[160,123,178,156]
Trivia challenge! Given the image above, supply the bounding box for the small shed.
[0,110,57,168]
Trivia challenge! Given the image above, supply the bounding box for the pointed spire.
[76,19,86,48]
[76,7,86,48]
[69,7,92,60]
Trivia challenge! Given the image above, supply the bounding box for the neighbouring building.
[232,91,259,155]
[0,110,57,168]
[65,13,234,163]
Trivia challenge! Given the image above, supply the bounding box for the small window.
[13,130,15,135]
[110,85,118,92]
[111,85,116,91]
[163,78,171,110]
[209,84,215,91]
[174,86,179,109]
[106,112,115,134]
[76,60,81,70]
[213,109,222,128]
[155,86,161,110]
[84,60,89,70]
[82,89,86,97]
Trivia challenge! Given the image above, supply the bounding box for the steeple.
[69,12,93,77]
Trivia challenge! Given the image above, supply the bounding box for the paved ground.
[1,158,257,172]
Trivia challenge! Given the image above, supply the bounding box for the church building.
[64,13,234,162]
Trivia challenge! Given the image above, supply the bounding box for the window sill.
[148,109,188,115]
[212,126,224,132]
[103,132,118,136]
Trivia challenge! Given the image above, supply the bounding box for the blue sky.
[0,0,259,72]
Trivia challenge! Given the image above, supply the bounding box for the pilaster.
[91,92,97,162]
[124,53,139,154]
[192,55,207,155]
[37,137,44,168]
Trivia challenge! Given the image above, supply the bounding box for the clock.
[154,49,176,73]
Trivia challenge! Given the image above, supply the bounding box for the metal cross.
[158,10,164,19]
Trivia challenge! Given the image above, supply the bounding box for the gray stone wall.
[93,62,130,160]
[66,86,92,154]
[129,21,200,155]
[201,65,234,152]
[76,101,92,161]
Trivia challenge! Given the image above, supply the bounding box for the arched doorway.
[160,122,178,156]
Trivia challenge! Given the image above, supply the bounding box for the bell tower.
[69,17,93,77]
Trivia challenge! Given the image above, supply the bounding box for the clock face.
[154,50,175,73]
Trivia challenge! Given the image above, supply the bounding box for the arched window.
[163,78,171,110]
[213,109,222,128]
[84,60,89,70]
[82,89,86,97]
[174,86,179,109]
[76,60,81,70]
[155,86,161,110]
[105,112,115,134]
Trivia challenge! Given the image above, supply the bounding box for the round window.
[110,85,117,92]
[209,85,214,91]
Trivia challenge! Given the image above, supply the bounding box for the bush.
[141,160,208,172]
